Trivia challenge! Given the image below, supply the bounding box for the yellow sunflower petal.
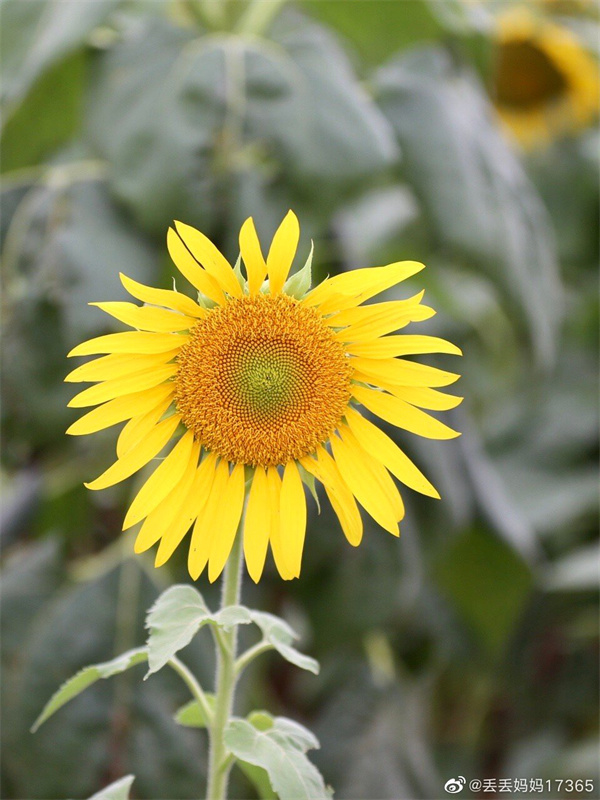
[66,384,174,436]
[346,335,462,359]
[351,358,460,389]
[174,221,242,298]
[333,302,436,342]
[239,217,267,296]
[120,273,206,318]
[68,364,177,408]
[329,430,400,536]
[134,460,199,554]
[123,431,199,529]
[166,228,226,305]
[345,407,439,499]
[90,302,198,332]
[301,447,363,546]
[153,462,210,567]
[65,350,180,384]
[340,425,404,525]
[380,386,463,411]
[267,210,300,295]
[352,385,460,440]
[244,467,271,583]
[85,415,180,491]
[280,460,307,578]
[68,332,189,357]
[188,458,230,580]
[117,396,173,458]
[267,466,295,580]
[304,261,425,310]
[208,462,246,582]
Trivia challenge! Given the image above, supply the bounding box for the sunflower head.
[493,8,599,147]
[66,211,462,584]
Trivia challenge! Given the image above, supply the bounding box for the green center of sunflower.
[228,342,305,418]
[495,40,567,108]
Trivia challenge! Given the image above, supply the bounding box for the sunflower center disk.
[175,294,353,466]
[495,41,567,108]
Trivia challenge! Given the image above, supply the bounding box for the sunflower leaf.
[31,647,147,732]
[145,584,212,675]
[249,611,320,674]
[88,775,136,800]
[174,695,216,728]
[225,716,332,800]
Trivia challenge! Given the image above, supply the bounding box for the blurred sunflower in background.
[65,212,461,584]
[492,7,599,147]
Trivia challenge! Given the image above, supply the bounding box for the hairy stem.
[206,530,244,800]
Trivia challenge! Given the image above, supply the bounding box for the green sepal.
[298,461,321,513]
[283,240,314,299]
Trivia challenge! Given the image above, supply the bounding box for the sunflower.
[66,212,462,583]
[492,8,599,148]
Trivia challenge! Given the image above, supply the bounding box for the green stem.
[206,530,244,800]
[234,640,273,677]
[169,656,214,725]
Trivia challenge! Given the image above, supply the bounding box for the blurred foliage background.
[1,0,598,798]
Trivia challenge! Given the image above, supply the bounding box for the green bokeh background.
[1,1,598,798]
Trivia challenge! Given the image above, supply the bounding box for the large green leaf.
[433,527,533,655]
[302,0,443,67]
[375,48,562,367]
[1,0,119,111]
[225,716,331,800]
[86,13,396,234]
[1,51,84,172]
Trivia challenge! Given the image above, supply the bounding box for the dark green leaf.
[433,527,533,655]
[1,0,119,110]
[376,49,562,367]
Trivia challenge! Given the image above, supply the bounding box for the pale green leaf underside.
[146,586,319,676]
[88,774,135,800]
[225,717,332,800]
[31,647,147,732]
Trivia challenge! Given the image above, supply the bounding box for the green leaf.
[145,584,212,676]
[225,717,331,800]
[433,527,533,655]
[250,611,320,675]
[1,0,119,111]
[302,0,443,68]
[1,51,84,172]
[375,48,562,367]
[284,240,313,299]
[174,695,216,728]
[31,648,147,732]
[88,775,135,800]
